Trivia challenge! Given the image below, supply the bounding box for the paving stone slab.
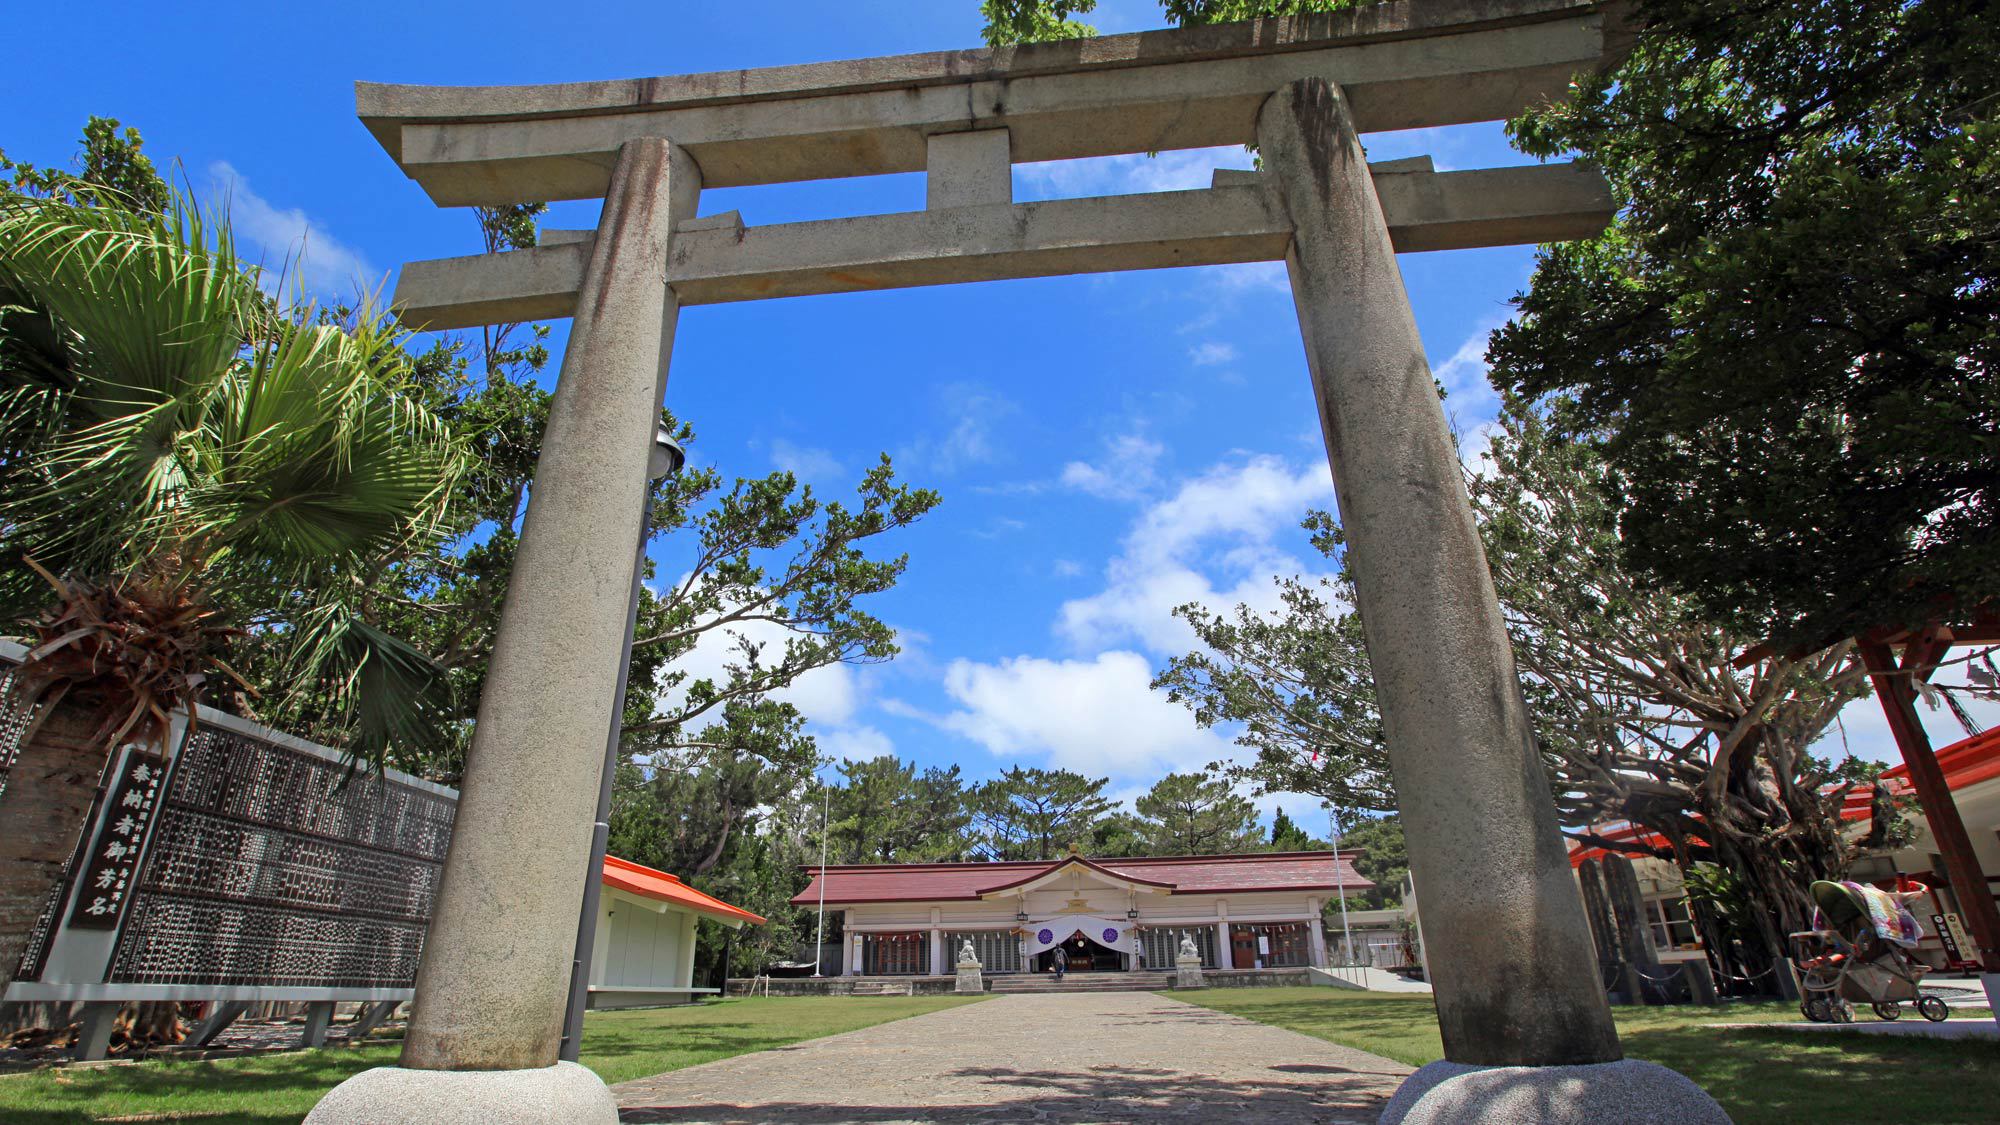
[615,991,1409,1124]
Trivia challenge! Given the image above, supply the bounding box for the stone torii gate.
[313,2,1726,1120]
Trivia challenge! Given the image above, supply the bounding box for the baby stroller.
[1790,879,1950,1023]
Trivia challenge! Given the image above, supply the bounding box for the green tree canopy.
[1492,0,2000,648]
[1154,571,1392,811]
[0,193,464,757]
[826,755,973,863]
[2,116,170,212]
[1155,398,1902,975]
[1131,771,1264,855]
[979,0,1374,45]
[263,202,940,782]
[970,766,1116,860]
[607,755,823,979]
[1338,811,1404,909]
[1268,806,1313,852]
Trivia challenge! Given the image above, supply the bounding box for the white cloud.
[876,697,932,722]
[1014,146,1250,200]
[820,725,895,763]
[1434,320,1502,421]
[208,162,380,301]
[1122,455,1332,572]
[1059,561,1303,656]
[1058,455,1336,654]
[1059,432,1165,502]
[649,584,861,730]
[939,650,1238,780]
[767,438,844,482]
[1429,321,1506,479]
[969,516,1029,539]
[1052,559,1086,579]
[1189,341,1238,367]
[1456,419,1503,481]
[898,384,1016,476]
[1210,261,1291,296]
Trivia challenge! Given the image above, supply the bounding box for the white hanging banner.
[1023,915,1131,956]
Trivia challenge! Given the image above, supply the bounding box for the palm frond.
[1,189,469,764]
[193,308,464,573]
[0,193,248,417]
[0,193,244,572]
[280,601,454,767]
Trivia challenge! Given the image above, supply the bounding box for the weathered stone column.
[1261,79,1729,1122]
[1257,78,1615,1067]
[309,137,698,1124]
[1603,853,1661,1004]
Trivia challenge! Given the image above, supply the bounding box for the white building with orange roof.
[587,855,763,1009]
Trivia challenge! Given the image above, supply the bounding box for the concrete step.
[988,973,1176,994]
[849,980,914,996]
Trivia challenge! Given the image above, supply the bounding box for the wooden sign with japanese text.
[66,748,167,929]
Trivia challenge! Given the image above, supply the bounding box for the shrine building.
[793,851,1370,977]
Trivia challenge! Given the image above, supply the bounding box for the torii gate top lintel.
[368,0,1619,330]
[359,0,1614,203]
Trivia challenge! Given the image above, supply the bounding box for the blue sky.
[8,0,1988,814]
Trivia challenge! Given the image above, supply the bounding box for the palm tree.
[0,191,465,991]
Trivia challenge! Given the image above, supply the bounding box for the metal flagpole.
[1329,803,1354,966]
[812,774,830,976]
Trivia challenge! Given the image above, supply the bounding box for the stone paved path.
[616,991,1410,1124]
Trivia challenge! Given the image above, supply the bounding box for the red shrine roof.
[1568,726,2000,868]
[604,855,765,926]
[791,850,1372,906]
[1837,725,2000,822]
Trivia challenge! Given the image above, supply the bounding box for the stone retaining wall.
[1200,968,1314,988]
[724,976,961,997]
[723,967,1314,997]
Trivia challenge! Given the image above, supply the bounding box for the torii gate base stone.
[311,5,1729,1121]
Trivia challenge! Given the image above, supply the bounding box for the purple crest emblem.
[1102,927,1120,944]
[1037,928,1054,944]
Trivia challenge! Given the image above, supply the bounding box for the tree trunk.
[117,1001,187,1050]
[1575,859,1617,967]
[1708,834,1797,993]
[0,696,115,992]
[0,1000,79,1041]
[691,791,735,877]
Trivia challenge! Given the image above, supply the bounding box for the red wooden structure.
[1851,618,2000,975]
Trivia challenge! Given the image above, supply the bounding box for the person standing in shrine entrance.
[1051,943,1068,982]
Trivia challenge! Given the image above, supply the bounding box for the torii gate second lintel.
[313,4,1731,1123]
[390,156,1611,328]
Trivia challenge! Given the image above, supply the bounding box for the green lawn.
[0,994,987,1124]
[1175,986,1998,1125]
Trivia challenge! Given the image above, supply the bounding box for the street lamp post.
[812,774,830,976]
[560,425,684,1063]
[1328,803,1355,966]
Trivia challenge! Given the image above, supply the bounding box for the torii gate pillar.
[1259,78,1727,1122]
[306,138,697,1124]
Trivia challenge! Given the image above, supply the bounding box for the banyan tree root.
[0,1002,193,1055]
